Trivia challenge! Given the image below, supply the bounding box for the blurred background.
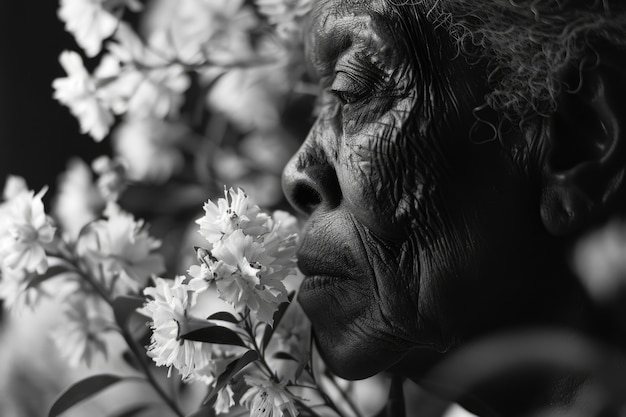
[2,2,626,417]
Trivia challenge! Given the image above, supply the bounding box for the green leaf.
[48,374,124,417]
[203,350,259,405]
[179,321,247,348]
[26,265,73,290]
[206,311,240,324]
[107,404,152,417]
[262,291,295,350]
[113,296,145,330]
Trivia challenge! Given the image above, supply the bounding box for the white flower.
[58,0,142,57]
[143,0,258,65]
[103,24,190,118]
[196,188,270,247]
[254,0,313,38]
[141,276,213,380]
[53,158,105,240]
[210,230,289,323]
[112,117,187,183]
[240,375,299,417]
[215,385,235,415]
[0,179,56,274]
[207,64,288,132]
[77,203,164,296]
[50,296,113,367]
[3,176,28,200]
[0,267,41,312]
[188,251,236,294]
[110,65,190,118]
[52,51,116,141]
[91,155,127,200]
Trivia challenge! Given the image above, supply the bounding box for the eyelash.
[331,89,364,105]
[329,71,372,105]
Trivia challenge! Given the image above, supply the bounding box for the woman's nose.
[282,147,342,216]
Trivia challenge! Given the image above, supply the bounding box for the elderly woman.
[282,1,626,415]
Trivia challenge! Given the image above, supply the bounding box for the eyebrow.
[308,10,387,79]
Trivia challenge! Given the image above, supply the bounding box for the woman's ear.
[540,43,626,236]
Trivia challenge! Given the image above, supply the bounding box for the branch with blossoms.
[0,169,369,417]
[52,0,317,206]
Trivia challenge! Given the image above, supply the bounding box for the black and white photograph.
[1,1,625,416]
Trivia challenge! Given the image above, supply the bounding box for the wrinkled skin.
[282,0,626,413]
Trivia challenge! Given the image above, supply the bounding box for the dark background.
[0,1,109,196]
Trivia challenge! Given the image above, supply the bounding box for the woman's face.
[282,0,541,379]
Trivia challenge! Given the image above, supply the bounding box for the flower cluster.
[140,188,304,416]
[0,2,374,417]
[0,177,55,275]
[50,0,316,213]
[190,188,297,322]
[0,171,164,370]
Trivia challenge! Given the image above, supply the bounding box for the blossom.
[240,375,299,417]
[215,385,235,415]
[0,268,41,312]
[210,230,290,323]
[196,188,270,247]
[52,158,105,240]
[109,65,190,118]
[0,179,56,274]
[58,0,142,57]
[103,24,190,118]
[3,176,28,200]
[112,117,187,183]
[143,0,258,65]
[77,203,164,296]
[91,155,127,200]
[52,51,115,141]
[141,276,213,380]
[207,63,288,131]
[188,251,236,294]
[254,0,313,38]
[49,296,113,367]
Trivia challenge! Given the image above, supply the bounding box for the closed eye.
[330,71,370,105]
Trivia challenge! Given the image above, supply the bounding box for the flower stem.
[118,326,185,417]
[51,255,184,417]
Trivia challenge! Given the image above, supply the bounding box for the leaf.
[107,404,152,417]
[262,291,295,350]
[273,351,299,362]
[48,374,124,417]
[113,296,145,330]
[207,311,240,324]
[122,350,140,371]
[186,406,216,417]
[203,350,259,405]
[26,265,73,290]
[179,321,247,348]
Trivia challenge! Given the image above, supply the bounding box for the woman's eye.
[330,72,369,105]
[332,89,362,104]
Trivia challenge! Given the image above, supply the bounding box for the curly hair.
[390,0,626,129]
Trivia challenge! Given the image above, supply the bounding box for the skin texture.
[282,0,626,413]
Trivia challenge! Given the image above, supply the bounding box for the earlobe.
[540,44,626,236]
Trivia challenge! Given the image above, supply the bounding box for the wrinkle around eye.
[330,72,371,104]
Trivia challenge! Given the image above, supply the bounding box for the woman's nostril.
[294,183,322,213]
